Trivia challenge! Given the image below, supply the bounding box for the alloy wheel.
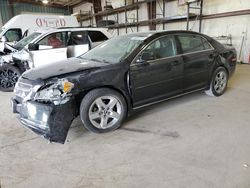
[0,68,19,89]
[88,96,122,129]
[213,70,227,94]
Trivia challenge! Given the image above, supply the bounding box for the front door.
[30,31,68,68]
[130,35,184,107]
[67,31,90,57]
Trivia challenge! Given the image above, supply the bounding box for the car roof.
[124,30,205,38]
[35,27,109,34]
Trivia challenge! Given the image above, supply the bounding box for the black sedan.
[12,30,237,143]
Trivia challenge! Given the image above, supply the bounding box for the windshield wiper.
[90,58,102,62]
[90,58,110,64]
[79,57,110,64]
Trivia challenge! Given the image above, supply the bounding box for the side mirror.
[141,52,154,61]
[28,43,39,51]
[0,36,7,43]
[136,52,154,63]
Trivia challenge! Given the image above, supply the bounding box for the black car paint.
[12,97,77,143]
[12,30,236,143]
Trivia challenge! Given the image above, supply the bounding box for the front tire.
[80,88,127,133]
[0,64,21,92]
[205,66,228,97]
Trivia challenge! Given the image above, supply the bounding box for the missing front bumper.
[12,98,76,144]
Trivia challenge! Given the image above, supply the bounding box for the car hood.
[22,57,108,80]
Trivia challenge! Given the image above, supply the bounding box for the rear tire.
[0,64,21,92]
[205,67,228,97]
[80,88,127,133]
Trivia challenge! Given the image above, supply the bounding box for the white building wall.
[73,0,250,63]
[164,0,250,63]
[203,0,250,14]
[73,2,93,14]
[73,2,96,27]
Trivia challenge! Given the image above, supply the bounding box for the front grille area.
[14,81,33,101]
[14,76,44,103]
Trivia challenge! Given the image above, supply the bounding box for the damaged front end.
[12,77,77,144]
[0,54,13,66]
[0,41,17,55]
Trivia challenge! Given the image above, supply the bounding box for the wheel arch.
[206,64,229,90]
[1,61,24,73]
[206,54,230,90]
[74,85,132,116]
[0,63,22,92]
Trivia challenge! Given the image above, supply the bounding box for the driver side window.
[142,35,177,61]
[37,32,68,49]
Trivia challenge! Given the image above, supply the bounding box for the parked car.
[0,14,79,44]
[0,27,111,91]
[11,30,237,143]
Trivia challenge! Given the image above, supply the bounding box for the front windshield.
[80,35,146,64]
[14,32,41,50]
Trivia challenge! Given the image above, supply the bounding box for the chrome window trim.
[177,48,214,56]
[131,33,215,66]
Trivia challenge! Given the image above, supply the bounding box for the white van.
[0,14,79,43]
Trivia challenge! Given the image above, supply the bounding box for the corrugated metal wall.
[0,0,12,25]
[13,3,70,16]
[0,0,71,25]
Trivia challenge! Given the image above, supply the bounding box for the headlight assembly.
[34,79,74,105]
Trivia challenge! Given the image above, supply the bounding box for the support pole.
[163,0,165,30]
[186,2,190,30]
[136,0,139,32]
[125,0,128,33]
[199,0,203,32]
[117,12,119,35]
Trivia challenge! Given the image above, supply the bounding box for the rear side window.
[88,31,108,42]
[202,38,213,50]
[68,31,89,45]
[4,29,22,42]
[177,35,212,54]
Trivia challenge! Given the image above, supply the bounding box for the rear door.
[176,34,214,92]
[30,31,68,68]
[67,31,90,57]
[130,35,184,107]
